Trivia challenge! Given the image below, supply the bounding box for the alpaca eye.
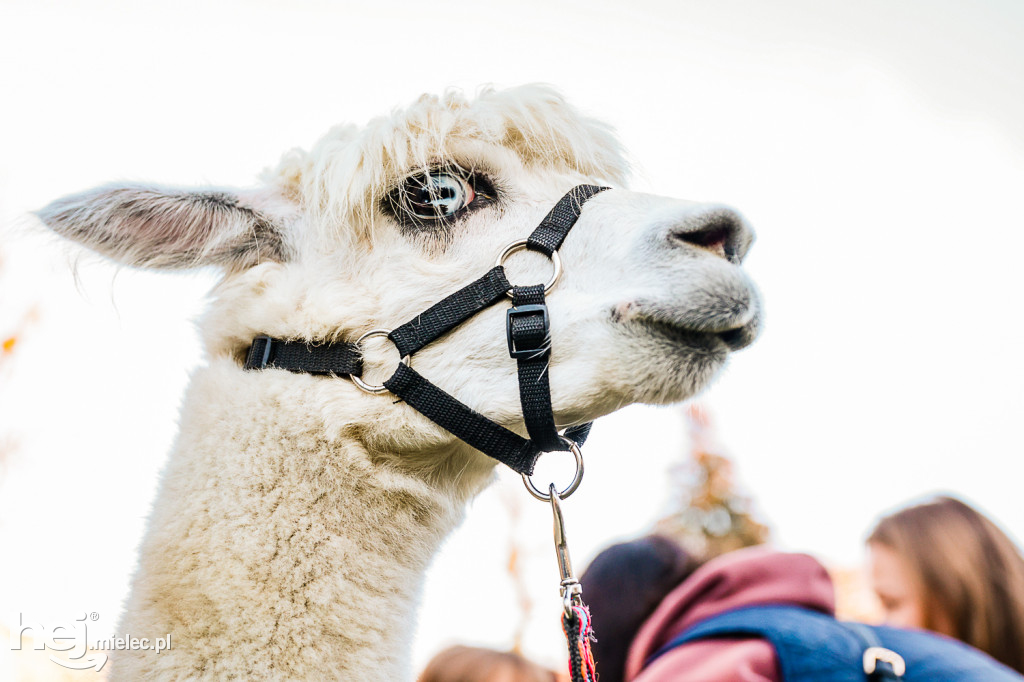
[403,172,475,221]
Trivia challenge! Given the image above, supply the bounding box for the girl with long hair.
[867,495,1024,673]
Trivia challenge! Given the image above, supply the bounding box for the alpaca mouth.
[639,318,757,353]
[623,298,760,353]
[713,323,758,351]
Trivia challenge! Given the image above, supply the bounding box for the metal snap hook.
[495,239,562,298]
[521,438,584,501]
[351,329,411,395]
[547,482,585,618]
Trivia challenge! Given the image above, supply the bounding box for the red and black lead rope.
[564,604,598,682]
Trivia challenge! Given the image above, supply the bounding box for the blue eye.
[405,172,476,221]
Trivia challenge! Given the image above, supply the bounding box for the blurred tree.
[655,404,770,560]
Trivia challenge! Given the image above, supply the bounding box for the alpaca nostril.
[677,222,731,258]
[669,209,750,262]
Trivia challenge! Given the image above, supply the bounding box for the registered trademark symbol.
[90,612,99,621]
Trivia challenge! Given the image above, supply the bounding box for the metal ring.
[351,329,411,395]
[495,239,562,298]
[521,438,584,501]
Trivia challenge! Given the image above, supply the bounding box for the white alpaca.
[39,86,761,680]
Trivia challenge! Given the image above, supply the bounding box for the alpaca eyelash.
[384,167,499,233]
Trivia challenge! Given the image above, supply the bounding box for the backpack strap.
[648,605,871,682]
[646,604,1024,682]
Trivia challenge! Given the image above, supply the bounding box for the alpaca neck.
[115,361,494,681]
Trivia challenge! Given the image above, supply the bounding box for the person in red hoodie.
[580,538,834,682]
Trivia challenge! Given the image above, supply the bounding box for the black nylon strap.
[390,266,512,358]
[509,285,562,451]
[564,423,592,446]
[243,185,608,474]
[244,336,363,376]
[242,336,593,473]
[527,185,609,256]
[383,363,542,475]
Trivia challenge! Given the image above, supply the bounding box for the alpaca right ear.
[37,183,295,271]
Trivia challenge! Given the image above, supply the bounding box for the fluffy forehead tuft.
[270,85,630,244]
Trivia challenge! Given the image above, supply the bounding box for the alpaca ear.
[37,183,295,271]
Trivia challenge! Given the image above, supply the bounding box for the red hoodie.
[623,547,836,682]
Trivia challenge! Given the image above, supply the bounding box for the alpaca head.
[39,85,760,472]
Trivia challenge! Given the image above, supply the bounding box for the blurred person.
[581,536,1022,681]
[581,538,835,682]
[577,535,702,682]
[867,495,1024,673]
[417,644,557,682]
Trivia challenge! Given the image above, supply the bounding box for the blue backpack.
[648,604,1023,681]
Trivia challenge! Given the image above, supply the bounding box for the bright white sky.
[1,0,1022,677]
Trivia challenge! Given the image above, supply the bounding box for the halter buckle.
[506,304,550,359]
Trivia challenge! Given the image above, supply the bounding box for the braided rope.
[562,604,597,682]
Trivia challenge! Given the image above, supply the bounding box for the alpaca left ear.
[37,183,295,271]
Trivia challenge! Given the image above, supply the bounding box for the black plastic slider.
[245,336,275,369]
[506,304,550,359]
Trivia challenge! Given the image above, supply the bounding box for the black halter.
[244,185,609,476]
